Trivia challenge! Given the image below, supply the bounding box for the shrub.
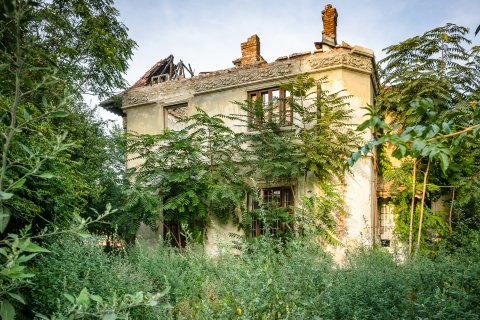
[27,235,480,319]
[29,235,162,318]
[316,246,480,319]
[130,237,333,319]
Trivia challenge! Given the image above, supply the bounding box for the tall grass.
[29,235,480,319]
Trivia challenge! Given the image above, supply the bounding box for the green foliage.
[378,23,478,126]
[30,235,167,318]
[0,233,49,320]
[237,74,360,184]
[315,247,480,319]
[352,97,473,173]
[296,185,346,245]
[126,109,248,243]
[85,125,133,241]
[0,0,136,233]
[39,239,475,319]
[232,74,360,241]
[126,74,361,244]
[0,203,114,319]
[20,231,480,319]
[34,0,137,98]
[0,0,137,317]
[130,238,333,319]
[39,287,169,320]
[350,24,480,252]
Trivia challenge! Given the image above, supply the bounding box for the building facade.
[103,5,382,256]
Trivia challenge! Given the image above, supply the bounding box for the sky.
[95,0,480,123]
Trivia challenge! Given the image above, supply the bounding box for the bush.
[130,237,332,319]
[29,235,162,318]
[27,235,480,319]
[316,246,480,319]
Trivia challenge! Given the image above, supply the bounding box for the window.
[379,200,394,246]
[248,88,292,126]
[164,103,188,131]
[250,187,294,237]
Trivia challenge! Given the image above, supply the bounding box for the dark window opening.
[163,220,186,248]
[380,239,391,247]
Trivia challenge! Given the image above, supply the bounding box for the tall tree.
[125,109,248,244]
[0,0,136,233]
[350,24,480,253]
[0,0,136,317]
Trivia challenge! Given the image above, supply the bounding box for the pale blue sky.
[114,0,479,84]
[96,0,479,122]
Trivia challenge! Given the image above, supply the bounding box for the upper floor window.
[248,88,292,127]
[164,103,188,131]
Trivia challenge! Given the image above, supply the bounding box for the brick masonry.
[241,34,261,65]
[322,4,337,45]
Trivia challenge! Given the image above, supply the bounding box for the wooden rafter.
[132,54,195,88]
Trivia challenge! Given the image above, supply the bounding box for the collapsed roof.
[132,54,194,88]
[100,54,194,115]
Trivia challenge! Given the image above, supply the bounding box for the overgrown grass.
[29,236,162,318]
[28,235,480,319]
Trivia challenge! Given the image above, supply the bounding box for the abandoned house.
[101,4,389,255]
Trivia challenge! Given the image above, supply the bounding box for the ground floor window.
[379,199,395,247]
[250,187,294,237]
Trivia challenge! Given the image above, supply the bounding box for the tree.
[33,0,136,98]
[235,74,360,243]
[0,0,136,233]
[0,0,137,317]
[126,109,248,245]
[237,75,359,187]
[350,24,480,253]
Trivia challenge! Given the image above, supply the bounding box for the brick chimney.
[233,34,264,66]
[322,4,337,46]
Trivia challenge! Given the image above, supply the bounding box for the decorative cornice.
[122,51,374,109]
[192,63,292,93]
[308,52,373,73]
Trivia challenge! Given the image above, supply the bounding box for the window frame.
[250,186,295,237]
[247,87,292,127]
[378,199,395,246]
[163,103,188,131]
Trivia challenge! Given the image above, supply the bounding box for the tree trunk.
[449,188,455,232]
[372,148,378,245]
[303,170,307,196]
[408,159,417,254]
[415,158,430,254]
